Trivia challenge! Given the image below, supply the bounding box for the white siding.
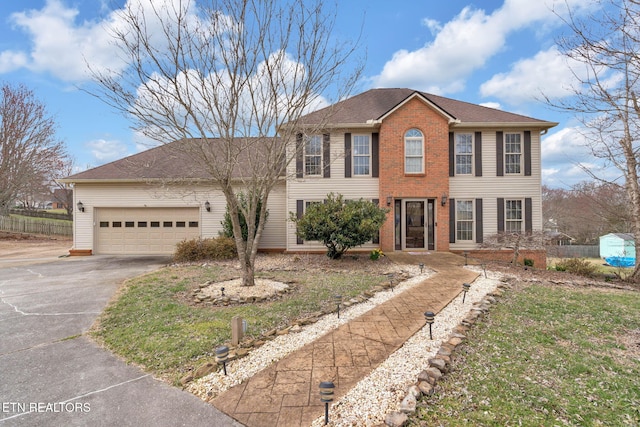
[286,130,380,251]
[449,129,543,250]
[73,182,286,254]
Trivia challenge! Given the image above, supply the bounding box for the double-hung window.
[405,129,424,174]
[353,135,370,176]
[505,199,522,232]
[456,200,474,241]
[455,133,473,175]
[505,133,522,174]
[304,135,322,176]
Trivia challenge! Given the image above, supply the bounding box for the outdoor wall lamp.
[386,195,392,206]
[424,311,435,340]
[205,201,211,212]
[441,193,448,206]
[319,381,335,425]
[77,201,85,212]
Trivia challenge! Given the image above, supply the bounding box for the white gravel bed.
[309,267,502,426]
[188,267,432,400]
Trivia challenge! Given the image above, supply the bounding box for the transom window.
[505,199,523,232]
[455,133,473,175]
[505,133,522,174]
[304,135,322,176]
[456,200,473,241]
[404,129,424,174]
[353,135,371,176]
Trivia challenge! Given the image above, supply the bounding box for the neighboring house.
[60,88,557,256]
[599,233,636,259]
[51,189,72,210]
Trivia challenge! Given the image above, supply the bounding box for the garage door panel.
[95,208,200,255]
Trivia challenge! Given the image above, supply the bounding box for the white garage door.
[95,207,200,255]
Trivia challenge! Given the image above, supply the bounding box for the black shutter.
[449,198,456,243]
[296,133,303,178]
[497,198,505,232]
[525,197,533,233]
[296,200,304,244]
[372,133,379,178]
[449,132,455,177]
[372,198,380,244]
[323,133,331,178]
[475,198,483,243]
[475,131,482,177]
[344,133,352,178]
[496,131,504,177]
[524,131,531,176]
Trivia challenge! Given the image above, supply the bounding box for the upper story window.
[404,128,424,174]
[455,133,473,175]
[505,199,523,232]
[304,135,322,176]
[456,200,474,241]
[353,135,371,176]
[505,133,522,174]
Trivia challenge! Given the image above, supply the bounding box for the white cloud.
[86,138,130,163]
[371,0,593,94]
[3,0,197,82]
[0,50,28,73]
[421,18,441,36]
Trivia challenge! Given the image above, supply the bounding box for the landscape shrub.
[554,258,598,278]
[173,237,237,262]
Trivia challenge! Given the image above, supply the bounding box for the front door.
[396,199,435,250]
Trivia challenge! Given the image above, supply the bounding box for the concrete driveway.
[0,255,242,427]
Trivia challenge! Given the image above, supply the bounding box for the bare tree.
[88,0,361,286]
[0,83,66,215]
[481,231,548,265]
[548,0,640,280]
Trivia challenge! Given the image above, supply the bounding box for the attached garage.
[94,207,200,255]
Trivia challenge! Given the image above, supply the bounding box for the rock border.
[384,278,513,427]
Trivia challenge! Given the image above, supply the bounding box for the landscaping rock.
[398,393,416,413]
[385,411,408,427]
[418,381,434,395]
[194,362,216,379]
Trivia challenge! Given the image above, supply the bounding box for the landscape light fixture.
[221,287,225,297]
[419,262,424,274]
[205,201,211,212]
[424,311,435,340]
[386,273,395,291]
[215,345,229,376]
[319,381,335,425]
[441,193,448,206]
[463,251,469,266]
[462,282,471,303]
[76,201,84,212]
[334,295,342,318]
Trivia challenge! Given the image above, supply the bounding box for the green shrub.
[523,258,534,267]
[554,258,598,278]
[221,193,268,241]
[173,237,237,262]
[290,193,389,259]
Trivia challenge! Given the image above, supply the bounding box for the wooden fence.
[0,216,72,237]
[546,245,600,259]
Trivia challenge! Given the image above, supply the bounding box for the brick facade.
[378,97,450,252]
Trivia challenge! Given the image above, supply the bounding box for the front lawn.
[410,282,640,426]
[91,256,390,384]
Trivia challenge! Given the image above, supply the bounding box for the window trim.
[455,199,474,241]
[404,128,424,174]
[504,132,522,175]
[304,135,323,177]
[352,134,371,176]
[505,199,523,233]
[455,133,473,176]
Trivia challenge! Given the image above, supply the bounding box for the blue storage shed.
[599,233,635,259]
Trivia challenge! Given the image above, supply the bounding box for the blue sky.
[0,0,607,188]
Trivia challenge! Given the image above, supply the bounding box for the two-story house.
[60,88,556,259]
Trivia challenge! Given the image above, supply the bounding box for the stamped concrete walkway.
[212,252,479,426]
